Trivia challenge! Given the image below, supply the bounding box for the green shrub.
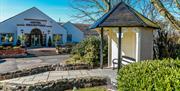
[118,59,180,91]
[13,46,21,49]
[70,36,108,66]
[0,46,4,50]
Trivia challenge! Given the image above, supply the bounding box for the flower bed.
[0,48,27,58]
[2,76,109,91]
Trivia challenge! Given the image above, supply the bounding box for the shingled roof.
[91,2,159,29]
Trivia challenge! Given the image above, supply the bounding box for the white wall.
[121,30,136,59]
[63,22,84,43]
[109,27,154,67]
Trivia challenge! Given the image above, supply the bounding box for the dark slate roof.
[74,23,90,31]
[91,2,160,29]
[73,23,99,37]
[58,22,99,37]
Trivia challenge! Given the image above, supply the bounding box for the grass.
[66,86,107,91]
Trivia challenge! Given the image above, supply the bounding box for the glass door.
[31,35,41,47]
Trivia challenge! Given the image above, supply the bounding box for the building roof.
[62,21,84,33]
[58,22,90,31]
[58,22,98,36]
[74,23,90,31]
[0,7,67,28]
[91,2,160,29]
[73,23,99,36]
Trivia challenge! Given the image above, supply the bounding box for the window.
[67,34,72,42]
[7,34,14,42]
[1,33,14,43]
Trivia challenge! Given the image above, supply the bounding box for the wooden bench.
[112,56,136,69]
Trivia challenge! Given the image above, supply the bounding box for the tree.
[154,21,180,59]
[71,0,179,30]
[71,0,156,22]
[48,36,52,47]
[150,0,180,30]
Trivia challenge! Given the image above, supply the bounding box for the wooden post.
[118,27,122,72]
[100,28,104,69]
[108,36,112,67]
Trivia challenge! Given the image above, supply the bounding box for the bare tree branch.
[71,0,179,30]
[174,0,180,9]
[151,0,180,30]
[71,6,97,22]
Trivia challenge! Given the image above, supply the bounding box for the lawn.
[66,86,107,91]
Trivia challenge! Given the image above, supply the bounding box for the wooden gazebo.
[90,2,159,71]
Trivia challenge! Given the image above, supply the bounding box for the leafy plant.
[0,46,4,50]
[54,35,61,46]
[70,36,108,66]
[18,35,26,47]
[118,59,180,91]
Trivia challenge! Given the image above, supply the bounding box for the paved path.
[0,69,117,85]
[0,55,69,73]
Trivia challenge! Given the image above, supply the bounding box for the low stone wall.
[57,63,92,71]
[2,76,109,91]
[0,49,27,58]
[0,63,92,81]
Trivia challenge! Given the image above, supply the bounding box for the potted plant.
[54,35,61,46]
[56,45,62,54]
[18,35,26,48]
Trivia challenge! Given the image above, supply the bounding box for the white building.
[63,22,84,43]
[0,7,84,47]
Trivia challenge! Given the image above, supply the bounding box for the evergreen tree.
[48,36,52,47]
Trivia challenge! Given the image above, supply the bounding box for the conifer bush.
[118,59,180,91]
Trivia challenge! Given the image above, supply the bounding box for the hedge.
[118,59,180,91]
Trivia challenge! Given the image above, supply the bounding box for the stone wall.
[2,76,110,91]
[0,63,92,81]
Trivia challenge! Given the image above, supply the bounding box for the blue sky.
[0,0,75,22]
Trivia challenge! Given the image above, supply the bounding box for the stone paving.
[0,69,117,85]
[0,55,69,73]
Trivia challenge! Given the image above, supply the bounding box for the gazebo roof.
[91,2,160,29]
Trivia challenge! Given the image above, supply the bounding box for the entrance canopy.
[90,2,160,29]
[31,29,42,35]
